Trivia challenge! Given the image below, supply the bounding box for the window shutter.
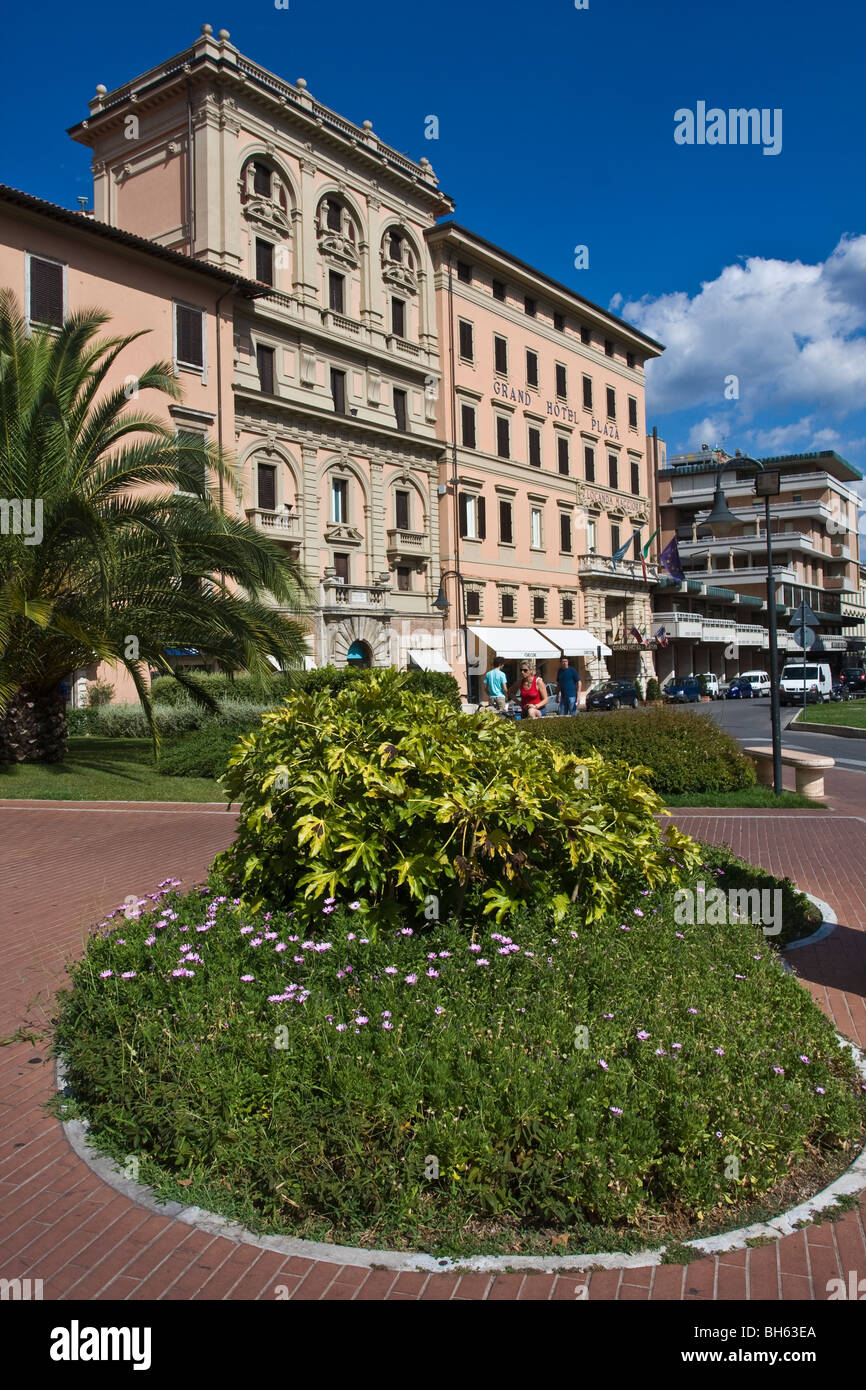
[582,376,593,410]
[29,258,64,326]
[459,492,469,538]
[176,306,204,367]
[477,495,486,540]
[257,462,276,511]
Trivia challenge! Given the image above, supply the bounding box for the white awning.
[408,649,452,674]
[539,628,612,657]
[468,626,561,660]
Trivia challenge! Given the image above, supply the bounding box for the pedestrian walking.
[557,657,580,715]
[483,658,509,712]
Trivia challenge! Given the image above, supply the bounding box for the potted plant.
[633,676,644,705]
[698,673,711,703]
[645,678,662,706]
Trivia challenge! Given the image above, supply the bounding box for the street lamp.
[434,569,472,702]
[706,453,783,796]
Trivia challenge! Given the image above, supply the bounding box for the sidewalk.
[1,792,864,1301]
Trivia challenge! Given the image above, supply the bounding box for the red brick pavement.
[1,786,865,1302]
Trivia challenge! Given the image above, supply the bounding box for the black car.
[840,667,866,698]
[586,679,639,711]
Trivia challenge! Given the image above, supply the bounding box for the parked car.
[585,679,640,711]
[737,669,772,697]
[779,662,832,705]
[725,676,756,699]
[840,666,866,698]
[665,677,701,703]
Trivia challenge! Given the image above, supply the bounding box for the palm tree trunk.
[0,686,68,764]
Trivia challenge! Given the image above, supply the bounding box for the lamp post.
[433,569,472,703]
[705,453,783,795]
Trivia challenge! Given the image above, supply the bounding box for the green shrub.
[521,706,756,796]
[150,666,462,711]
[645,678,662,703]
[72,700,274,740]
[54,874,864,1255]
[216,668,699,928]
[86,679,115,708]
[158,725,247,780]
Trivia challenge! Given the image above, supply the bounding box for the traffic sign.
[792,625,815,650]
[789,601,818,630]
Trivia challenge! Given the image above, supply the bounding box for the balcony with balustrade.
[245,507,302,557]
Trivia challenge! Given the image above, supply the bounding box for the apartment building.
[654,445,865,680]
[0,180,264,701]
[426,223,664,698]
[68,24,455,673]
[0,25,681,696]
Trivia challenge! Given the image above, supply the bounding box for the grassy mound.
[54,864,863,1257]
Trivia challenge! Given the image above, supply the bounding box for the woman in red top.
[517,664,549,719]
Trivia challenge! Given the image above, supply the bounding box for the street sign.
[789,601,818,630]
[792,624,815,650]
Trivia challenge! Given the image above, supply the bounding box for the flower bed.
[54,862,864,1258]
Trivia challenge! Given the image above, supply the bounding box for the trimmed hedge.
[520,707,756,795]
[158,725,245,780]
[67,700,272,740]
[150,665,461,711]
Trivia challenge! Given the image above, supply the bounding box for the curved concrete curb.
[50,875,858,1275]
[784,894,837,951]
[792,715,866,740]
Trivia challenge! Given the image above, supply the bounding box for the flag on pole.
[654,626,669,648]
[630,626,647,646]
[659,535,685,582]
[642,527,660,558]
[610,534,634,571]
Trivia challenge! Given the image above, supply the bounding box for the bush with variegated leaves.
[215,670,699,932]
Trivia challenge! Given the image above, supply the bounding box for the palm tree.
[0,292,311,763]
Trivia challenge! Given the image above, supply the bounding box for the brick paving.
[1,781,865,1302]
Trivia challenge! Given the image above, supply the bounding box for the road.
[694,697,866,775]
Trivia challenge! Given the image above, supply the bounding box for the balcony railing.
[322,581,390,610]
[245,507,302,541]
[386,528,427,553]
[577,553,659,582]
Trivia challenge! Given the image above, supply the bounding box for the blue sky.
[2,0,865,506]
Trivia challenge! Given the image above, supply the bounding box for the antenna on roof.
[77,196,88,211]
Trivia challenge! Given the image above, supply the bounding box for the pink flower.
[144,936,156,946]
[240,974,255,982]
[687,1008,698,1015]
[404,974,418,985]
[799,1055,811,1064]
[382,1021,394,1030]
[598,1060,609,1071]
[434,1006,444,1015]
[675,932,685,939]
[609,1107,623,1116]
[336,1023,347,1032]
[384,966,398,975]
[355,1016,369,1026]
[636,1030,650,1041]
[349,902,361,911]
[773,1066,784,1074]
[714,1047,725,1056]
[633,908,644,917]
[815,1086,826,1095]
[468,944,482,953]
[426,968,439,978]
[275,943,287,952]
[438,951,451,959]
[477,958,490,967]
[99,969,113,978]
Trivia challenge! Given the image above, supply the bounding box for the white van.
[696,673,721,699]
[738,669,771,697]
[779,662,832,705]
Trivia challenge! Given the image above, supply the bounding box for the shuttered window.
[175,305,204,368]
[257,461,276,511]
[29,256,64,327]
[255,239,274,285]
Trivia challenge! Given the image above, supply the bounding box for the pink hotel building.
[0,26,665,701]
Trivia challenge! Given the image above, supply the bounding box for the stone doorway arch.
[330,616,391,668]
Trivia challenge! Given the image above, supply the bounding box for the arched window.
[316,197,360,268]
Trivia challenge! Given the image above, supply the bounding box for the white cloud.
[622,235,866,420]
